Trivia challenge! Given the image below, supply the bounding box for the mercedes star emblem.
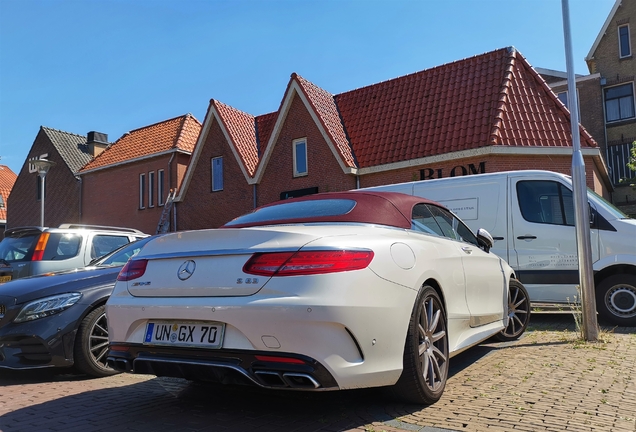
[177,260,196,281]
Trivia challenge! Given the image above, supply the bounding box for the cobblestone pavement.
[0,314,634,432]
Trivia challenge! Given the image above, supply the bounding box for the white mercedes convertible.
[106,191,529,404]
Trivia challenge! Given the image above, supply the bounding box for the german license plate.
[144,321,225,348]
[0,275,11,283]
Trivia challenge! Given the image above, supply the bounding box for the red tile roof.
[80,114,201,172]
[294,74,357,168]
[335,47,596,168]
[0,165,17,222]
[198,47,597,178]
[213,101,258,177]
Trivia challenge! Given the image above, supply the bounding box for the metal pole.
[40,174,46,228]
[561,0,598,341]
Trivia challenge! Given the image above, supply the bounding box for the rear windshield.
[225,199,357,226]
[0,235,39,262]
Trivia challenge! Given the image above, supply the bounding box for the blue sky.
[0,0,615,175]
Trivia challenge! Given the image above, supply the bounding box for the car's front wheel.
[392,285,449,405]
[495,279,530,342]
[74,305,119,377]
[596,274,636,327]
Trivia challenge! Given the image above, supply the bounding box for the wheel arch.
[594,264,636,286]
[423,278,447,321]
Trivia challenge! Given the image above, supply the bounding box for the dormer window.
[293,138,308,177]
[619,24,631,58]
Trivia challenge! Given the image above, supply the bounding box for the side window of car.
[411,204,443,236]
[91,235,130,259]
[517,180,575,226]
[428,205,480,246]
[43,233,82,260]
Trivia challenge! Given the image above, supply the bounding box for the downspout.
[253,184,257,209]
[77,175,83,223]
[168,152,175,231]
[356,175,360,189]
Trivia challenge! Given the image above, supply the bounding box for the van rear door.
[509,174,600,303]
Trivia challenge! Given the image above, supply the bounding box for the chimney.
[87,131,108,157]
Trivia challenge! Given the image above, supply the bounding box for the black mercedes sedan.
[0,236,155,377]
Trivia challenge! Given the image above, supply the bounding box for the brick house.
[176,47,610,230]
[0,165,17,238]
[7,127,106,229]
[539,0,636,215]
[78,114,201,234]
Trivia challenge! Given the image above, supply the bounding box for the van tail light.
[243,250,374,277]
[31,233,50,261]
[117,259,148,281]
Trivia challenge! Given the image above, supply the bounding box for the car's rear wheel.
[74,305,119,377]
[392,285,448,405]
[495,279,530,342]
[596,274,636,327]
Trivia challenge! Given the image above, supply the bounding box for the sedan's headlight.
[14,293,82,323]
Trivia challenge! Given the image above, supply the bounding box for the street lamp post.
[32,159,56,228]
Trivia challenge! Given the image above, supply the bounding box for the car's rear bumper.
[106,274,419,390]
[107,345,339,390]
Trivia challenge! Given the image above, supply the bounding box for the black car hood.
[0,266,122,305]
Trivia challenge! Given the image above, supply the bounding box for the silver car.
[0,224,148,283]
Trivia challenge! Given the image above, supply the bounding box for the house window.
[148,171,155,208]
[557,91,568,107]
[293,138,307,177]
[619,24,631,58]
[211,157,223,192]
[0,195,4,208]
[557,90,581,118]
[139,173,146,209]
[158,169,165,206]
[605,83,635,122]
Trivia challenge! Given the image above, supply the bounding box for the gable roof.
[184,47,598,192]
[585,0,622,68]
[80,114,201,173]
[41,126,93,173]
[0,165,17,222]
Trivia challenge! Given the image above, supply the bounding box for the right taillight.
[117,259,148,281]
[243,250,374,276]
[31,233,50,261]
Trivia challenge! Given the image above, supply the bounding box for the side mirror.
[476,228,494,253]
[589,203,596,227]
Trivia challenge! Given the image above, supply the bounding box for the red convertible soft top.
[223,191,443,229]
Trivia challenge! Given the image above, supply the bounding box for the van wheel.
[495,279,531,342]
[596,274,636,327]
[74,305,119,377]
[391,285,449,405]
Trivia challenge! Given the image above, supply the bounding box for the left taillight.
[243,250,374,277]
[117,259,148,281]
[31,233,50,261]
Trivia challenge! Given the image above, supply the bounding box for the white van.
[360,170,636,326]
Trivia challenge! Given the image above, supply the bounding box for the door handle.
[461,247,473,254]
[516,235,537,240]
[493,237,504,241]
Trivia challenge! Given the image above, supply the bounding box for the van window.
[517,181,574,226]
